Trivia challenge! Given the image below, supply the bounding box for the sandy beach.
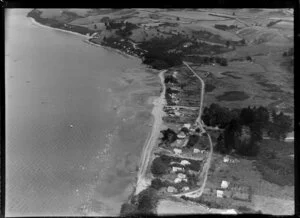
[135,69,167,195]
[30,18,92,39]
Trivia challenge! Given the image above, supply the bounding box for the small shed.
[216,190,224,198]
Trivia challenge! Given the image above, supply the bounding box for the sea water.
[5,9,159,216]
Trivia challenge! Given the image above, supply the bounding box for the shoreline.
[30,17,141,61]
[134,69,167,195]
[86,39,138,60]
[29,17,92,40]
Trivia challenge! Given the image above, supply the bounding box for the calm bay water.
[5,9,158,216]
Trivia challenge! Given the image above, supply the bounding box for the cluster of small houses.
[169,123,206,155]
[166,160,193,193]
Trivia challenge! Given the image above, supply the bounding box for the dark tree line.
[203,103,292,156]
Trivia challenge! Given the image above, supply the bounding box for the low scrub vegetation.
[216,91,250,102]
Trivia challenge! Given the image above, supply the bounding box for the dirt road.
[172,62,213,198]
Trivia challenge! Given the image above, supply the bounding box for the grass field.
[254,139,294,186]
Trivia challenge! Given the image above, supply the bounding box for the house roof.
[178,173,186,179]
[285,131,294,139]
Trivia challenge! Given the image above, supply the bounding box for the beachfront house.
[172,167,184,172]
[180,160,191,166]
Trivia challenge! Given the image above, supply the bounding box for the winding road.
[172,62,213,198]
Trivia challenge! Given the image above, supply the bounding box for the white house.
[177,132,186,139]
[174,178,182,183]
[173,71,178,78]
[182,186,190,191]
[193,148,200,153]
[174,148,182,154]
[223,156,229,163]
[177,173,186,179]
[172,167,183,172]
[216,190,224,198]
[180,160,191,166]
[221,180,229,189]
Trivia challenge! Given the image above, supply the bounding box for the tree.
[150,178,165,190]
[215,133,227,154]
[180,127,190,135]
[136,188,159,215]
[160,128,177,144]
[240,106,255,125]
[94,24,97,29]
[272,112,293,140]
[240,39,246,45]
[226,41,230,47]
[176,17,180,21]
[219,58,228,66]
[120,203,137,216]
[151,157,169,176]
[246,56,252,61]
[224,119,241,151]
[186,135,200,148]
